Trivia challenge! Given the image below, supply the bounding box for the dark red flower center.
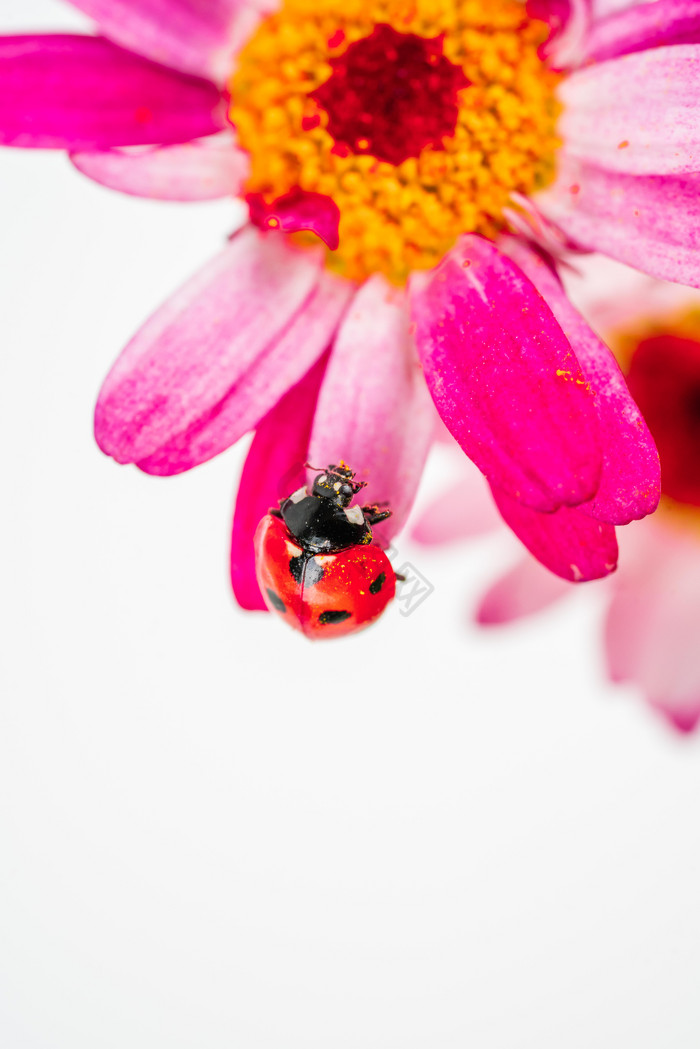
[627,332,700,506]
[309,23,470,166]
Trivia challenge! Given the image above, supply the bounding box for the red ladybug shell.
[254,514,396,639]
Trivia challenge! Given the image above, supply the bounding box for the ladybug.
[254,462,398,639]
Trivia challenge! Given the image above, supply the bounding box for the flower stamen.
[230,0,561,284]
[309,24,471,167]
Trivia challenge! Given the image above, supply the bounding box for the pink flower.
[5,0,698,608]
[413,268,700,732]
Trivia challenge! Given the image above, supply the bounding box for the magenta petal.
[70,0,263,81]
[95,227,324,464]
[409,235,603,513]
[585,0,700,63]
[500,236,660,524]
[559,44,700,175]
[491,484,618,581]
[476,556,572,625]
[537,157,700,289]
[605,521,700,732]
[247,190,341,250]
[71,133,248,200]
[0,35,225,150]
[307,277,434,545]
[137,269,352,474]
[230,353,328,612]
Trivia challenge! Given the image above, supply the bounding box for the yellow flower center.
[230,0,561,284]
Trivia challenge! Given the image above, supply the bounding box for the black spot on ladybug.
[266,588,286,613]
[369,572,386,595]
[319,609,351,625]
[289,556,305,584]
[289,554,325,587]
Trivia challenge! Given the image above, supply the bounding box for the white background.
[2,3,700,1047]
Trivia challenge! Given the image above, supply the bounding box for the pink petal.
[558,44,700,175]
[432,415,460,445]
[307,276,434,546]
[410,465,502,545]
[409,235,603,514]
[95,227,324,464]
[476,556,572,625]
[527,0,591,68]
[0,35,225,150]
[491,485,619,581]
[662,708,700,735]
[604,584,646,687]
[69,0,267,82]
[605,519,700,732]
[591,0,654,15]
[502,190,581,259]
[71,132,248,200]
[528,0,579,31]
[500,236,660,524]
[137,268,352,474]
[537,156,700,288]
[584,0,700,63]
[247,190,340,250]
[568,264,700,337]
[230,352,328,612]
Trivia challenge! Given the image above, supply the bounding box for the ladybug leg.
[361,504,393,526]
[269,507,283,519]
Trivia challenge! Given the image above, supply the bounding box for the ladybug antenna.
[305,461,366,490]
[329,462,355,478]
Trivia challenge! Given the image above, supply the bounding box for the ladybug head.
[310,462,366,508]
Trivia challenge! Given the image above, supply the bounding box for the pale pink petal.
[95,227,324,464]
[69,0,268,82]
[500,236,660,524]
[604,524,658,684]
[604,581,647,686]
[307,276,434,546]
[432,414,461,445]
[491,485,619,581]
[565,260,700,336]
[503,190,580,259]
[71,133,248,200]
[476,555,573,624]
[409,235,603,514]
[537,156,700,288]
[584,0,700,63]
[230,353,327,612]
[605,519,700,732]
[410,465,502,545]
[0,35,224,150]
[527,0,591,69]
[137,269,352,474]
[558,45,700,175]
[591,0,655,16]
